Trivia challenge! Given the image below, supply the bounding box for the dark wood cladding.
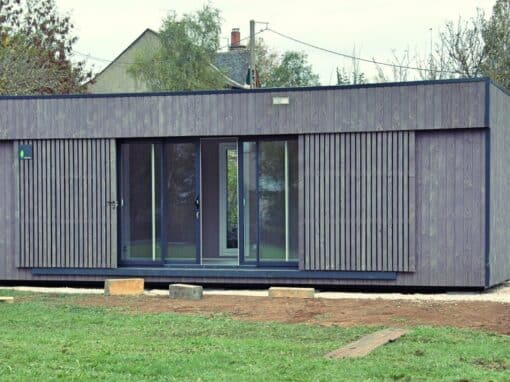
[16,139,117,268]
[0,80,486,140]
[413,130,486,287]
[300,131,415,272]
[0,142,16,278]
[489,84,510,286]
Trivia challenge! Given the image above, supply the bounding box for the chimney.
[230,28,241,49]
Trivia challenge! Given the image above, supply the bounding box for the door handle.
[107,200,119,209]
[195,195,200,220]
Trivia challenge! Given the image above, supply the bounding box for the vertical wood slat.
[338,134,347,270]
[408,133,416,271]
[298,135,305,269]
[324,134,330,269]
[14,142,20,268]
[301,131,415,272]
[16,139,116,268]
[345,134,351,270]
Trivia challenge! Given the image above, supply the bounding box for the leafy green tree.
[264,51,320,87]
[482,0,510,88]
[252,37,279,88]
[251,38,320,87]
[0,0,92,95]
[129,5,226,91]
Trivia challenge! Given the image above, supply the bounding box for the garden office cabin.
[0,77,509,289]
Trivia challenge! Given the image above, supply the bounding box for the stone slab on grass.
[104,278,144,296]
[169,284,203,300]
[0,297,14,304]
[268,287,315,299]
[325,328,410,359]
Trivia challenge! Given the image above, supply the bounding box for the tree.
[129,5,226,91]
[336,46,368,85]
[482,0,510,88]
[439,10,486,78]
[0,0,93,95]
[252,37,279,88]
[267,51,320,87]
[251,38,320,88]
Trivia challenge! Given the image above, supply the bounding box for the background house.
[88,28,250,93]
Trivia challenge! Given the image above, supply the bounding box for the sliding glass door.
[119,140,199,265]
[163,142,200,263]
[120,142,162,262]
[119,137,297,267]
[240,138,299,266]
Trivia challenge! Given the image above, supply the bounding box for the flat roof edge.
[0,77,489,101]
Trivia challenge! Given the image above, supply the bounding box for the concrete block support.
[169,284,203,300]
[268,287,315,298]
[104,278,144,296]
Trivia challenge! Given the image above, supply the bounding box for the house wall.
[406,129,486,287]
[489,84,510,286]
[88,30,160,94]
[0,142,18,278]
[16,139,118,268]
[0,80,487,140]
[0,130,487,288]
[299,131,415,272]
[0,79,492,287]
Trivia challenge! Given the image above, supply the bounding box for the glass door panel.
[120,142,162,263]
[163,142,199,263]
[242,141,257,262]
[219,142,239,258]
[259,140,299,262]
[241,139,299,265]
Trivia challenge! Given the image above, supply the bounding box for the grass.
[0,291,509,381]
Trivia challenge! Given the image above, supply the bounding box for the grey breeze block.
[169,283,203,300]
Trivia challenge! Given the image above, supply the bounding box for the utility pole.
[249,19,256,88]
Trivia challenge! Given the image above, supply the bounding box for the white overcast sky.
[56,0,495,85]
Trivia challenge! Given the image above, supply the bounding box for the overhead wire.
[71,27,268,66]
[72,24,466,79]
[265,27,464,76]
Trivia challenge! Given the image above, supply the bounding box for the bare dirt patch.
[60,294,510,335]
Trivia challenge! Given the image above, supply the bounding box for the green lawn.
[0,291,509,381]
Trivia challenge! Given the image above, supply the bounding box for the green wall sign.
[19,144,33,160]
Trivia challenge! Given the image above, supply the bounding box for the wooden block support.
[325,328,410,359]
[0,297,14,304]
[268,287,315,299]
[169,284,203,300]
[104,278,144,296]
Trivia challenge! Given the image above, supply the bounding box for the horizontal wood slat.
[301,132,415,272]
[16,139,117,268]
[0,80,487,140]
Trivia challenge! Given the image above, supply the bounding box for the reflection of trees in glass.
[226,149,238,248]
[259,141,285,251]
[258,140,299,261]
[128,143,160,241]
[165,143,196,243]
[165,144,196,204]
[243,142,257,259]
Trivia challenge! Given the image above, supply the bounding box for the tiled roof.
[214,49,250,85]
